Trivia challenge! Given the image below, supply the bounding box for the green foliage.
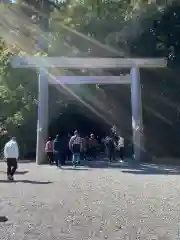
[0,39,38,156]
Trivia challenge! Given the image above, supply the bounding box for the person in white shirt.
[117,136,124,162]
[4,137,19,180]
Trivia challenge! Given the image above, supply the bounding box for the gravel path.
[0,161,180,239]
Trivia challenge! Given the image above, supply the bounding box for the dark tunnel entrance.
[48,104,111,138]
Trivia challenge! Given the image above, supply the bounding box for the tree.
[0,38,38,156]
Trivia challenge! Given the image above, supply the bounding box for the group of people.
[45,130,99,168]
[103,132,125,162]
[45,129,125,168]
[2,129,125,181]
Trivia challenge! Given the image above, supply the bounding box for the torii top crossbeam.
[11,56,167,69]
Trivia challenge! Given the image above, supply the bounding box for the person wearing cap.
[4,137,19,180]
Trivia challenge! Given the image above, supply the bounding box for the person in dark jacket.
[66,133,72,161]
[104,133,116,162]
[60,135,69,165]
[53,134,62,168]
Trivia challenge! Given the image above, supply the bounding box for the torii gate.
[10,56,167,164]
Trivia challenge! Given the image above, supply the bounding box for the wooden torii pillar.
[10,56,167,164]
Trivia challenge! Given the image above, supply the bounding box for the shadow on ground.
[61,167,90,171]
[84,160,180,175]
[0,180,53,184]
[0,216,8,222]
[48,158,180,175]
[0,170,29,175]
[15,171,29,175]
[121,167,180,175]
[6,158,180,175]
